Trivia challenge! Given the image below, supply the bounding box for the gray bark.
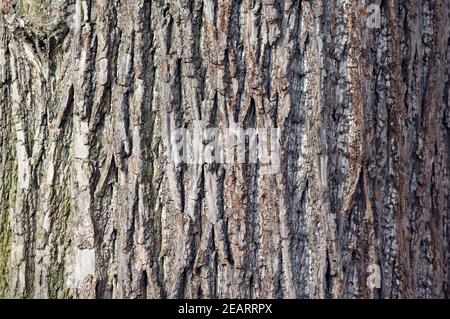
[0,0,449,298]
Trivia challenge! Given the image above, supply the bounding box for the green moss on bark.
[0,128,17,298]
[0,208,12,298]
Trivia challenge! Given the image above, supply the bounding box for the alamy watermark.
[166,120,281,175]
[366,4,381,29]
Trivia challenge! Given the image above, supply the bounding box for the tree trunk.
[0,0,449,299]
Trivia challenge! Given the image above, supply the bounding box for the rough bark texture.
[0,0,450,299]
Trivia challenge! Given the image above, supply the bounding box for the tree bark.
[0,0,449,299]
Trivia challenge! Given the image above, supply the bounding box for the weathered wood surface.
[0,0,449,298]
